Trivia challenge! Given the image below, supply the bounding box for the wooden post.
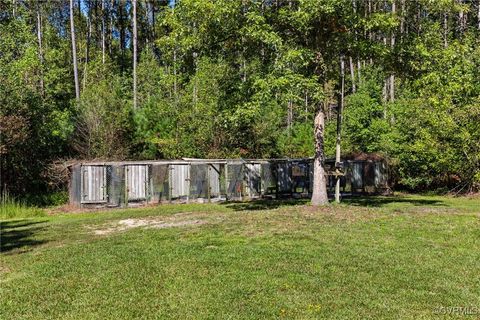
[207,165,211,202]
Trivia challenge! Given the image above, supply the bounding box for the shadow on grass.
[222,195,447,211]
[222,199,309,211]
[342,196,446,208]
[0,220,48,254]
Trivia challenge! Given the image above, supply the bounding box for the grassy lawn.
[1,194,479,319]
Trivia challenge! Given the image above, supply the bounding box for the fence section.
[69,158,390,208]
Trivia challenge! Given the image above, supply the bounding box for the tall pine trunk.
[82,1,92,91]
[70,0,80,101]
[102,0,106,64]
[119,0,125,69]
[133,0,138,110]
[389,0,395,102]
[36,2,44,96]
[349,56,355,93]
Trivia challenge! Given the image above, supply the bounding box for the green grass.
[1,195,479,319]
[0,192,45,220]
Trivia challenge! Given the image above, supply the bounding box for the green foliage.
[278,122,314,158]
[2,0,480,201]
[73,60,133,159]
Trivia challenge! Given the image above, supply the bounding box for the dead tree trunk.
[69,0,80,101]
[311,103,328,206]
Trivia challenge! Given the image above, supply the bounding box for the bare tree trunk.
[82,2,92,91]
[304,90,308,121]
[36,2,44,96]
[173,48,177,99]
[381,1,393,105]
[350,0,357,93]
[388,0,396,102]
[102,0,105,64]
[86,1,91,64]
[458,0,465,35]
[193,52,198,107]
[478,0,480,30]
[368,0,372,43]
[389,0,396,102]
[70,0,80,101]
[311,104,328,206]
[109,0,114,56]
[287,99,293,133]
[444,13,448,48]
[417,6,421,35]
[133,0,138,110]
[400,0,405,38]
[383,62,388,117]
[119,0,125,68]
[151,1,156,39]
[349,56,355,93]
[357,59,361,85]
[335,55,345,203]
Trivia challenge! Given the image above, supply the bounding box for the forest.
[1,0,479,206]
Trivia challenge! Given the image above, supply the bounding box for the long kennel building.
[68,158,390,208]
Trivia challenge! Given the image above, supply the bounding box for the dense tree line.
[1,0,479,204]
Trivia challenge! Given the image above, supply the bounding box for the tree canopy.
[1,0,479,201]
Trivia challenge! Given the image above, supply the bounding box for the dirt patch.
[0,264,11,275]
[408,207,459,214]
[46,204,112,215]
[92,217,206,235]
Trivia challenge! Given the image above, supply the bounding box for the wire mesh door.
[81,165,107,203]
[245,163,261,197]
[291,162,309,194]
[351,162,364,193]
[170,164,190,200]
[189,164,208,200]
[125,165,149,201]
[208,164,223,199]
[261,163,276,196]
[226,163,244,200]
[150,164,170,203]
[276,162,292,194]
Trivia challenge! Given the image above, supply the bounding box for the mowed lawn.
[1,195,479,319]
